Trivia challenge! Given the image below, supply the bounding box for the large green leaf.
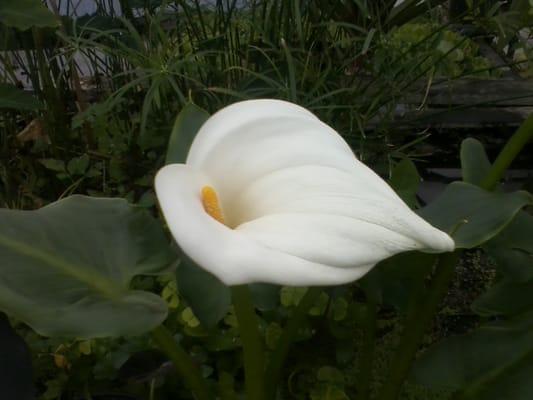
[419,182,532,248]
[483,211,533,282]
[389,158,421,208]
[176,257,231,329]
[359,252,437,312]
[473,211,533,316]
[0,83,42,110]
[460,138,491,186]
[0,196,176,338]
[165,103,209,165]
[411,313,533,397]
[473,279,533,317]
[0,0,59,30]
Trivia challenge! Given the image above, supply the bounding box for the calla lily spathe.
[155,100,454,286]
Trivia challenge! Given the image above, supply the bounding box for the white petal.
[233,165,454,252]
[188,117,395,225]
[155,164,375,286]
[187,99,319,166]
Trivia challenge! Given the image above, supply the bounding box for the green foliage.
[0,196,175,337]
[166,103,210,164]
[419,182,533,248]
[389,158,421,208]
[460,138,492,186]
[411,313,533,400]
[0,83,42,110]
[177,257,231,329]
[376,23,494,78]
[0,0,59,30]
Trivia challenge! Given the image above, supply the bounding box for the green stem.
[357,300,378,400]
[480,114,533,191]
[378,251,461,400]
[265,287,323,400]
[151,325,212,400]
[231,285,265,400]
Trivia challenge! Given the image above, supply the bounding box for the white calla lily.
[155,99,454,286]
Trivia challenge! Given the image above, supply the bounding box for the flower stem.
[151,324,212,400]
[378,251,460,400]
[480,114,533,191]
[265,287,323,399]
[357,299,378,400]
[231,285,265,400]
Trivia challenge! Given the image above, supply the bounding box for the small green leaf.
[419,182,532,248]
[389,158,421,208]
[39,158,65,173]
[280,287,307,307]
[0,196,176,338]
[67,154,90,176]
[0,84,42,110]
[176,257,231,328]
[460,138,491,186]
[165,103,209,165]
[0,0,60,30]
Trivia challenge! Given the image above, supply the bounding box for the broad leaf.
[249,283,280,311]
[473,212,533,316]
[0,196,176,338]
[411,313,533,394]
[359,252,437,312]
[389,158,421,208]
[483,211,533,282]
[473,279,533,317]
[456,350,533,400]
[419,182,532,248]
[0,83,42,110]
[0,0,59,30]
[165,103,209,164]
[460,138,491,186]
[176,257,231,328]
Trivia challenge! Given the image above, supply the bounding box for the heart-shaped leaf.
[0,196,176,338]
[411,313,533,400]
[419,182,532,248]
